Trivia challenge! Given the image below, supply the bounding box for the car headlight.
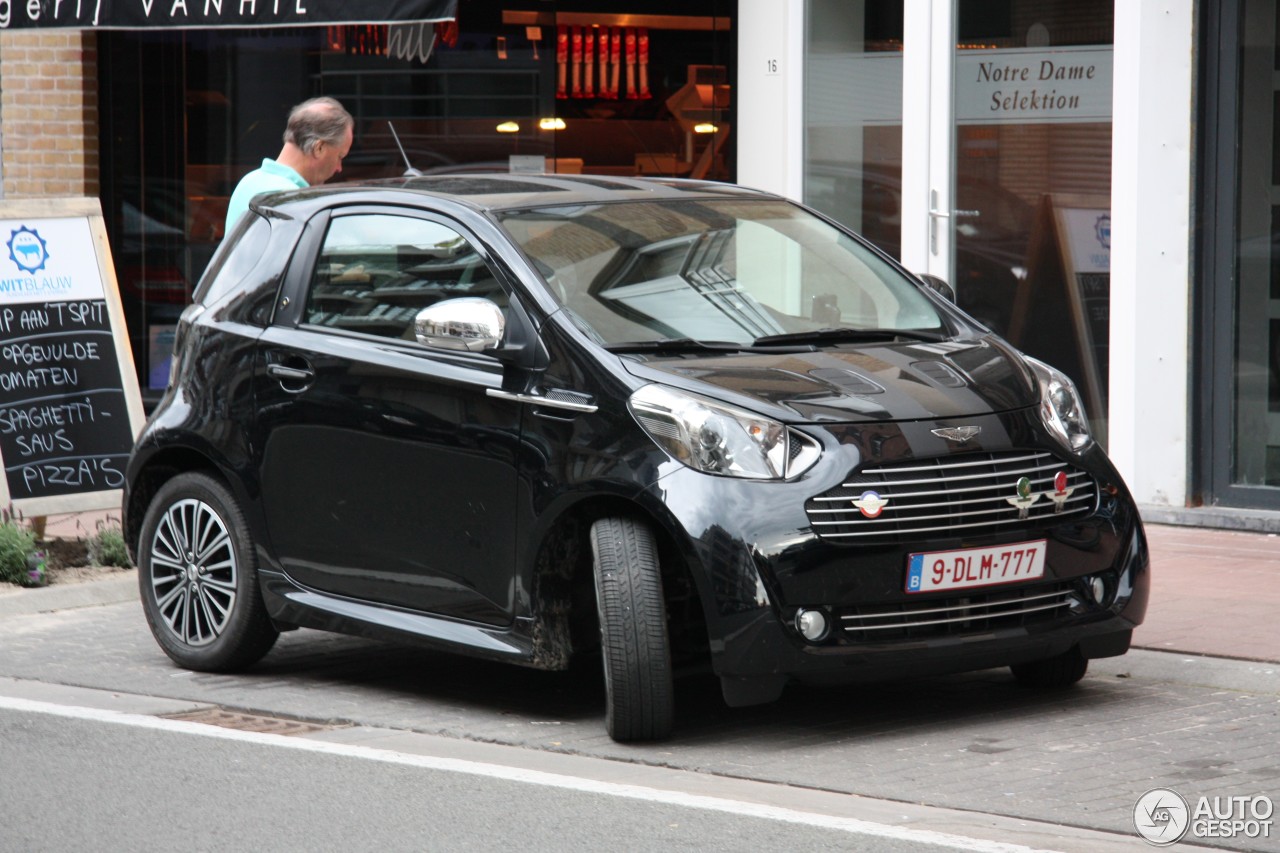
[629,384,819,479]
[1026,356,1092,452]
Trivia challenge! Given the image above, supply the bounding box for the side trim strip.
[486,388,599,413]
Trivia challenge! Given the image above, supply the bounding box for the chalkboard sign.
[0,198,145,515]
[1007,194,1111,447]
[1056,204,1111,416]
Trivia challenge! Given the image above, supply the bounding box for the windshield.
[496,199,945,347]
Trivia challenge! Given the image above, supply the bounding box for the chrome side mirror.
[917,273,955,302]
[414,297,505,352]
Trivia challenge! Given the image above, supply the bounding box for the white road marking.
[0,694,1057,853]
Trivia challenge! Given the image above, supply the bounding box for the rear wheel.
[138,472,278,672]
[1010,646,1089,688]
[590,517,674,742]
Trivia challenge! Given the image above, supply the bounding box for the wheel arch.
[525,492,709,673]
[125,447,238,564]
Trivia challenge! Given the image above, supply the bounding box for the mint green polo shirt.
[224,159,308,234]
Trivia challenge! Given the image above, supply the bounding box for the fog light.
[795,608,829,642]
[1088,576,1107,604]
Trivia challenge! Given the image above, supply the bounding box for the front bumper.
[714,520,1145,705]
[641,438,1150,706]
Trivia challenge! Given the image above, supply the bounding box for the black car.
[123,175,1149,742]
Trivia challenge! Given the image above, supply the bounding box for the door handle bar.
[266,363,314,382]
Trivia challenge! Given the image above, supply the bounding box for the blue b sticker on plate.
[906,555,924,591]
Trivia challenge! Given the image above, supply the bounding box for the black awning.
[1,0,456,30]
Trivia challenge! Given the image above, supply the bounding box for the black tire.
[590,517,674,742]
[1010,646,1089,688]
[138,472,278,672]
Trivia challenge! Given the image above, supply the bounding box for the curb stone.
[0,574,136,618]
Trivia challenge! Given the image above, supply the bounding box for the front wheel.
[138,472,278,672]
[590,517,674,742]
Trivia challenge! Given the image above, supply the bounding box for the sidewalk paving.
[1137,523,1280,662]
[2,512,1278,665]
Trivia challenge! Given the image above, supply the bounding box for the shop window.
[1230,0,1280,488]
[98,3,735,402]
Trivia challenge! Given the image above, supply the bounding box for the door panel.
[253,211,523,626]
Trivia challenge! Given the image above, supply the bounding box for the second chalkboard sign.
[0,199,146,516]
[1008,194,1111,448]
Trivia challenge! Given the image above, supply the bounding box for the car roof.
[250,174,782,219]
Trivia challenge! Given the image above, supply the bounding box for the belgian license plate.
[905,540,1047,594]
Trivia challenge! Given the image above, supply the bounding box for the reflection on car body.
[124,174,1148,742]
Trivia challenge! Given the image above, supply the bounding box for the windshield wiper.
[604,337,816,354]
[752,327,946,347]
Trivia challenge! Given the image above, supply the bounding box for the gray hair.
[283,97,353,154]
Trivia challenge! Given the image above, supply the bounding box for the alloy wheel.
[148,497,238,647]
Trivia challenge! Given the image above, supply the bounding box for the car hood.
[620,337,1039,423]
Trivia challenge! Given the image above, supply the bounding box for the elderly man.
[224,96,354,234]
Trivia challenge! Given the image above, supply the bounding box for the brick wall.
[0,30,99,199]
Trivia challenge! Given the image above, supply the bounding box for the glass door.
[903,0,1115,443]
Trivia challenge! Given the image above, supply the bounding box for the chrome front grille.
[806,451,1097,545]
[839,582,1078,642]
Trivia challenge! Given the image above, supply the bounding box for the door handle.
[267,363,314,381]
[266,361,315,392]
[928,191,981,253]
[931,207,981,218]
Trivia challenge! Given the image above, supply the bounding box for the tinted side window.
[194,214,271,306]
[304,213,506,340]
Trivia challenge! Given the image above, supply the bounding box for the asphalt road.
[0,591,1271,851]
[3,691,1194,853]
[5,703,919,853]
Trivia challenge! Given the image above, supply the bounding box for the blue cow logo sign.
[7,226,49,275]
[1095,214,1111,251]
